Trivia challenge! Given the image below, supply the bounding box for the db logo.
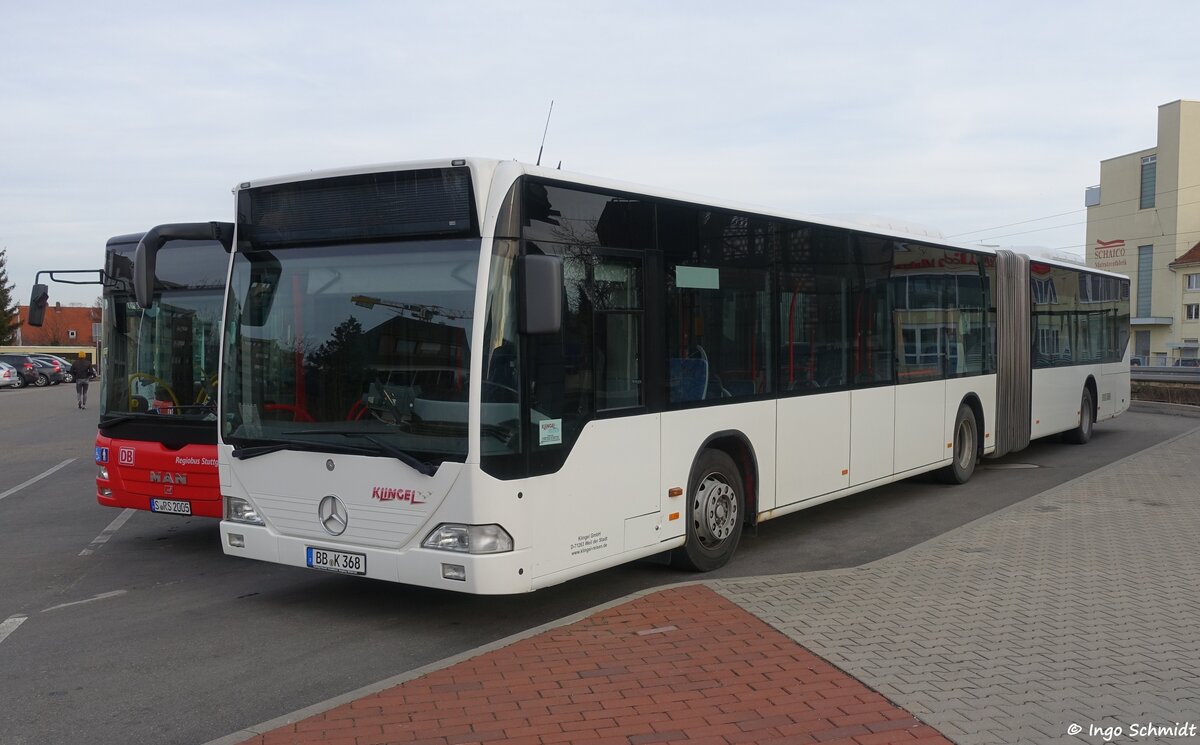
[119,448,135,466]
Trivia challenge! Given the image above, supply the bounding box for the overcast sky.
[3,1,1198,305]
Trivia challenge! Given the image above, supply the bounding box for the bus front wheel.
[1063,388,1094,445]
[672,449,744,572]
[938,403,978,484]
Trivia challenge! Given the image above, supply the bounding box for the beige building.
[1085,99,1200,365]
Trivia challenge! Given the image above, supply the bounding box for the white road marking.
[42,590,127,613]
[0,616,28,646]
[79,508,135,556]
[0,458,78,502]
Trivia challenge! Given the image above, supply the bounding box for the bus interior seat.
[669,357,708,402]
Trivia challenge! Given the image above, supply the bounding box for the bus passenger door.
[524,247,657,574]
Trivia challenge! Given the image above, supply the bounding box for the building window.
[68,329,77,339]
[1187,304,1200,321]
[1140,155,1157,209]
[1137,246,1153,316]
[1188,273,1200,291]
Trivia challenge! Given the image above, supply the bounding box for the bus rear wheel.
[938,403,978,484]
[672,449,744,572]
[1063,388,1094,445]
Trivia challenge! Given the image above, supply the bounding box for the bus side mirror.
[519,254,562,335]
[134,239,157,309]
[27,284,49,327]
[134,221,234,308]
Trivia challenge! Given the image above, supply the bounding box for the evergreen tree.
[0,249,18,345]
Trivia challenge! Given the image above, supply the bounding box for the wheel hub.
[694,474,738,547]
[956,419,975,469]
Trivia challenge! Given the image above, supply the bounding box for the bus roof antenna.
[536,100,554,167]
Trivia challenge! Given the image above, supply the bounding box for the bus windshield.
[220,239,482,464]
[101,241,225,422]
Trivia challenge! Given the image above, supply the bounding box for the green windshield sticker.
[538,418,563,446]
[675,265,719,289]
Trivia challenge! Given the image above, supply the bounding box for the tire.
[1063,388,1094,445]
[937,403,978,484]
[672,449,744,572]
[12,375,26,389]
[35,374,49,387]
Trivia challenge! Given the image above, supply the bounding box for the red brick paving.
[240,585,951,745]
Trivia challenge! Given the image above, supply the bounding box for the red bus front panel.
[95,434,221,518]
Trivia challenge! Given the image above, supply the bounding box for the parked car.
[0,354,40,389]
[26,357,65,387]
[1130,356,1145,366]
[32,354,78,383]
[0,361,18,389]
[1172,358,1200,367]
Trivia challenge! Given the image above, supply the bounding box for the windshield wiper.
[285,430,437,476]
[101,410,215,428]
[344,432,437,476]
[98,414,141,428]
[480,424,515,444]
[231,438,378,461]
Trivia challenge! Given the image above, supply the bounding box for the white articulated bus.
[139,158,1130,594]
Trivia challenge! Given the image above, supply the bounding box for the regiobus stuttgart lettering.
[174,456,218,468]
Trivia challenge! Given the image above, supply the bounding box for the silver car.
[0,361,18,389]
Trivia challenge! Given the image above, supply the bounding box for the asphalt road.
[1,382,1196,745]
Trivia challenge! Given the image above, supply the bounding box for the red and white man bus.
[135,159,1130,593]
[95,230,229,517]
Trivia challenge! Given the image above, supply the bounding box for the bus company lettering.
[372,486,429,504]
[570,531,608,556]
[149,471,187,485]
[174,456,218,468]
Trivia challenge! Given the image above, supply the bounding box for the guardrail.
[1131,366,1200,382]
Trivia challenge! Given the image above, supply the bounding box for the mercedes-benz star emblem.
[318,495,348,536]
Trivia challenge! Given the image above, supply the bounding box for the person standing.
[70,354,93,409]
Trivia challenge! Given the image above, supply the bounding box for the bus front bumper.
[219,521,534,594]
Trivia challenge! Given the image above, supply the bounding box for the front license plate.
[306,547,367,575]
[150,499,192,515]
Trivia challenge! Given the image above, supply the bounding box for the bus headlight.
[98,465,109,481]
[422,524,513,554]
[225,495,264,525]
